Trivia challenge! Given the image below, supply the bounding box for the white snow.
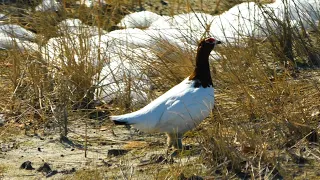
[209,0,320,43]
[35,0,61,12]
[0,36,38,51]
[42,35,110,68]
[148,15,172,30]
[118,11,162,28]
[0,13,7,20]
[0,24,36,41]
[0,24,38,51]
[94,56,152,105]
[33,0,320,106]
[265,0,320,30]
[57,18,107,36]
[77,0,107,8]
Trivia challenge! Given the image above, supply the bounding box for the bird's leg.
[166,132,183,150]
[166,132,183,158]
[173,133,183,150]
[166,133,174,149]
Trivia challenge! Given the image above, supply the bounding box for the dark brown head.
[197,37,221,54]
[189,37,221,88]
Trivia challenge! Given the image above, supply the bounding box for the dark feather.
[113,120,129,125]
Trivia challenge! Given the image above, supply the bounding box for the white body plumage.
[110,77,214,134]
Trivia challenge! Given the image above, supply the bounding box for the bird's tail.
[110,115,132,125]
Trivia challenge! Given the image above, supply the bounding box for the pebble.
[107,149,129,157]
[20,161,35,170]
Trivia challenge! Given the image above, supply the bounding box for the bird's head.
[198,37,221,52]
[190,37,221,87]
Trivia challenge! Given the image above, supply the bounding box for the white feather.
[110,78,214,134]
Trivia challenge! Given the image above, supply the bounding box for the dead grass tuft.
[0,164,7,178]
[199,31,320,178]
[65,168,105,180]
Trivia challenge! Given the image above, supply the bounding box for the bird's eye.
[205,38,216,44]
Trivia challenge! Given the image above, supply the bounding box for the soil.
[0,117,169,179]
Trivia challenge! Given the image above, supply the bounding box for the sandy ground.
[1,117,201,179]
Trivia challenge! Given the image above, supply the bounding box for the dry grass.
[0,0,320,179]
[198,33,320,178]
[0,124,23,141]
[65,168,105,180]
[0,164,7,178]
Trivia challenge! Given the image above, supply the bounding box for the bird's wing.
[121,78,193,131]
[110,78,214,133]
[154,86,214,133]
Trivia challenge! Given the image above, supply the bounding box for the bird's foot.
[166,147,182,158]
[169,149,180,157]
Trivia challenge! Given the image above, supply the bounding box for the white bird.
[110,37,220,149]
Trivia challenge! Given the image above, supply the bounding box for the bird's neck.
[189,49,213,88]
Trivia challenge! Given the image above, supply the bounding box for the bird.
[110,37,221,150]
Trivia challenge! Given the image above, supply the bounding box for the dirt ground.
[1,117,170,179]
[1,112,212,179]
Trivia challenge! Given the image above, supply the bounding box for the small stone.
[177,173,187,180]
[89,110,108,120]
[0,120,4,127]
[60,167,76,174]
[37,163,58,177]
[184,145,193,150]
[99,141,107,146]
[20,161,35,170]
[37,162,52,174]
[102,159,112,167]
[236,171,251,179]
[306,130,318,143]
[150,154,166,163]
[107,149,129,157]
[0,114,5,127]
[214,169,222,175]
[1,144,7,152]
[187,175,204,180]
[46,170,58,178]
[160,0,168,6]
